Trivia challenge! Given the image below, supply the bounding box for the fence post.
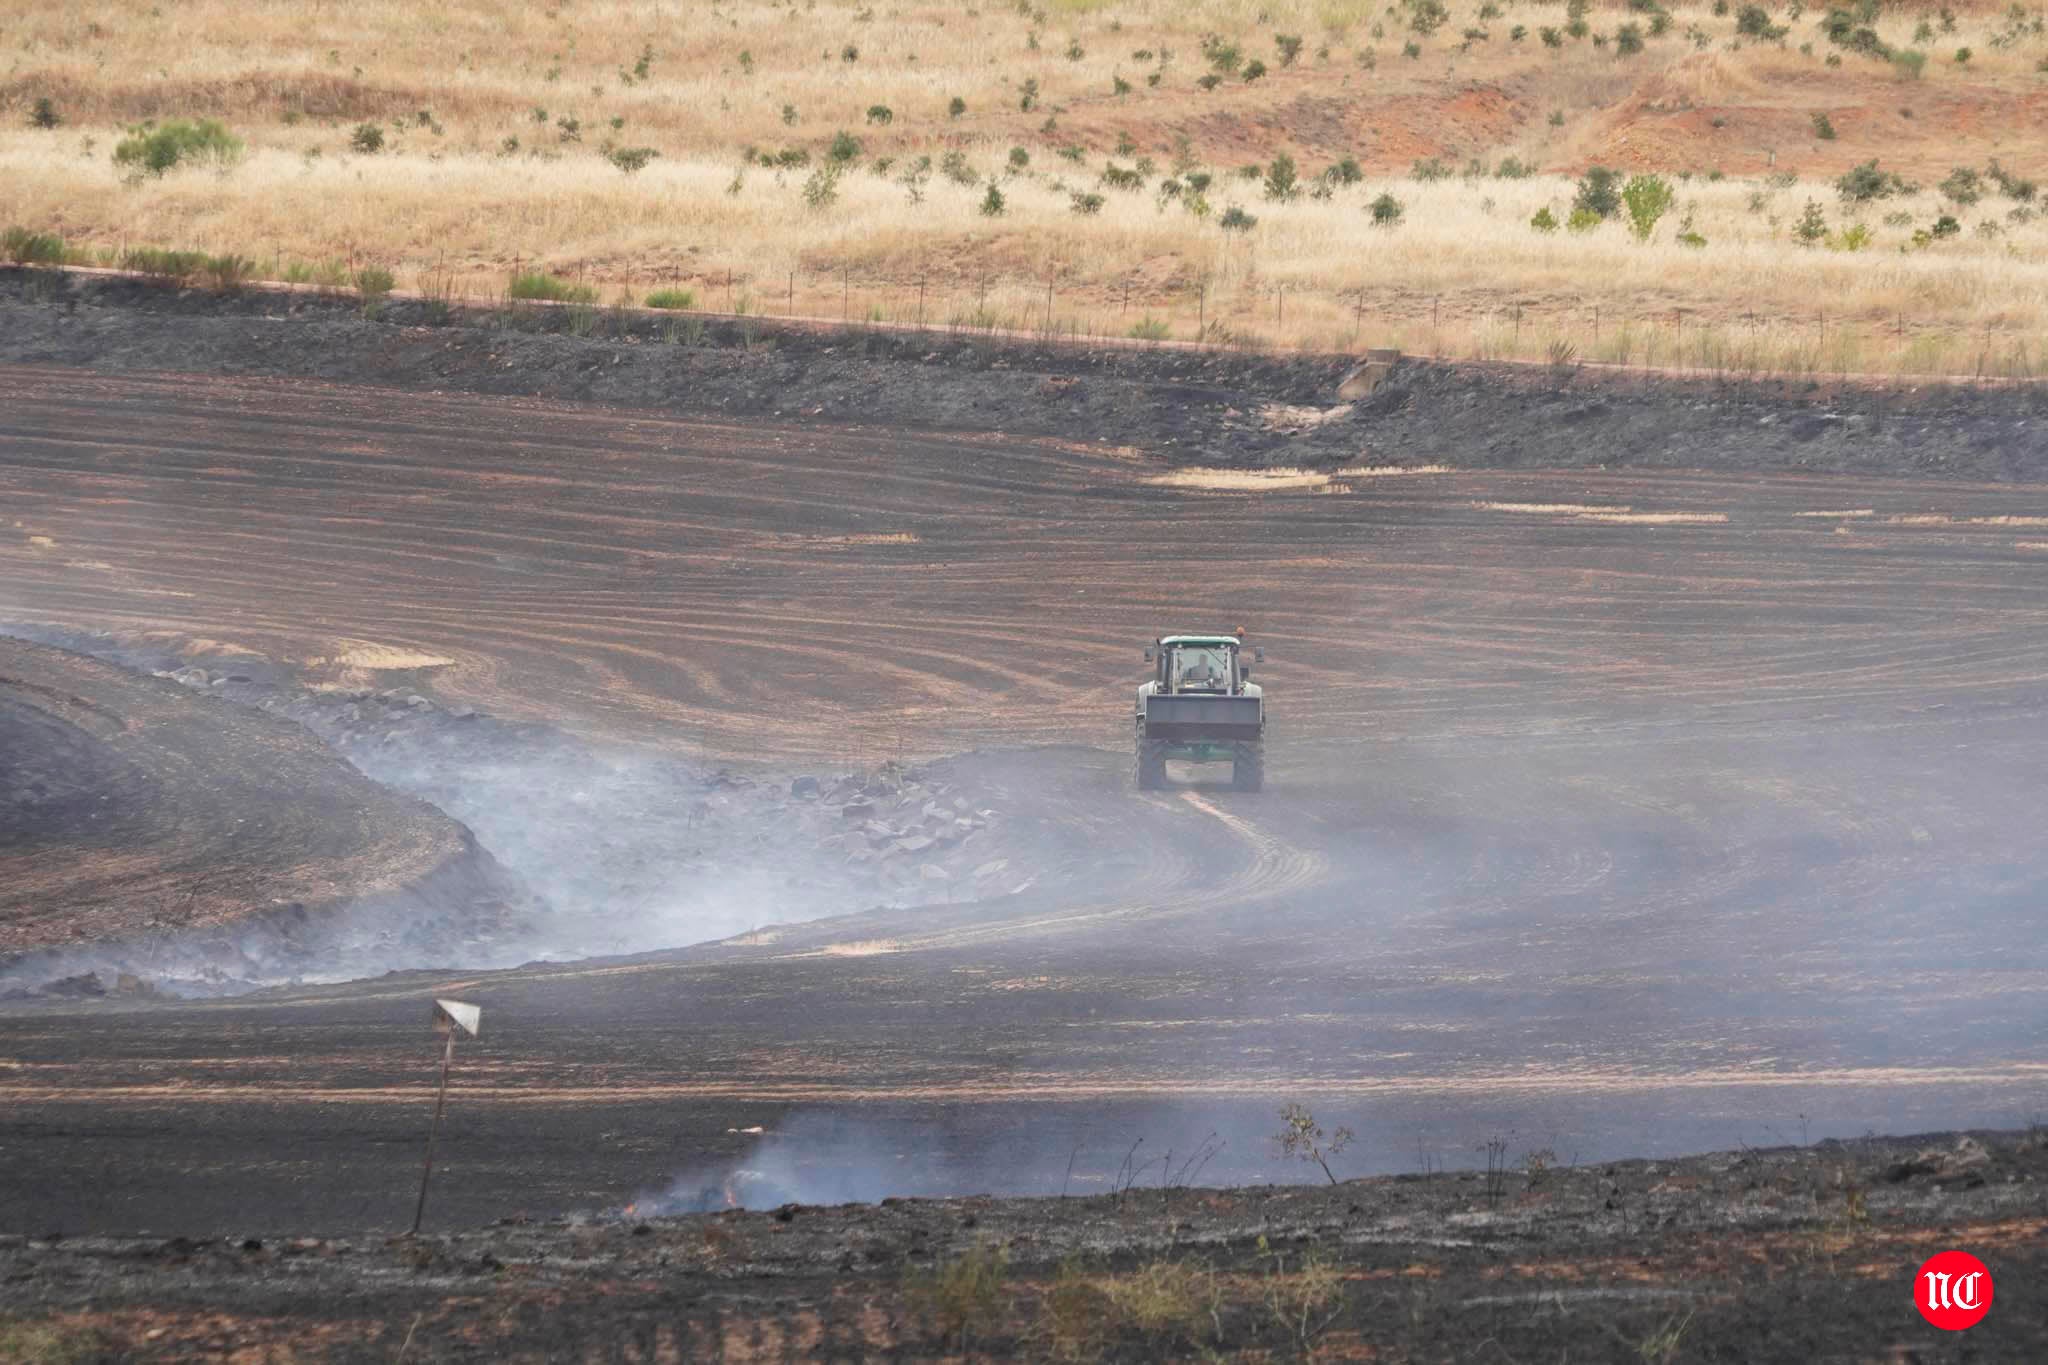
[788,269,794,314]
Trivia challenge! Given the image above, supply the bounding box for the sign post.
[410,998,481,1236]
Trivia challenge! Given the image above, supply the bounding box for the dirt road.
[2,364,2046,1246]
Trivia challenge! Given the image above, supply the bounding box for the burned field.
[1,344,2046,1358]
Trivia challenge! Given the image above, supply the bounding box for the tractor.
[1135,633,1265,791]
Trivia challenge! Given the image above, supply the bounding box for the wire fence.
[16,247,2047,384]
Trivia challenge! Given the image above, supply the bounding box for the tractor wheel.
[1231,741,1264,793]
[1135,738,1168,790]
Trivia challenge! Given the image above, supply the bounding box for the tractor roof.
[1158,634,1241,647]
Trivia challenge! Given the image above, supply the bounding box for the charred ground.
[1,282,2045,1358]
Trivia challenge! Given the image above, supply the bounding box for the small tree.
[979,183,1006,217]
[1621,173,1674,240]
[802,165,841,209]
[1793,198,1828,246]
[1219,204,1258,232]
[1369,191,1404,226]
[827,130,862,164]
[1531,205,1560,232]
[1939,166,1983,205]
[1573,165,1622,219]
[350,122,385,154]
[1263,152,1299,201]
[1276,1104,1354,1185]
[29,98,61,129]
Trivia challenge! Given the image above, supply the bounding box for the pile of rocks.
[789,765,1010,897]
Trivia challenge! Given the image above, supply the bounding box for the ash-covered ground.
[1,280,2046,1358]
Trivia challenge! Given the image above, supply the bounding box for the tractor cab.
[1136,633,1267,791]
[1146,635,1260,695]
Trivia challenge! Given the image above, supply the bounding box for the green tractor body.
[1135,634,1265,791]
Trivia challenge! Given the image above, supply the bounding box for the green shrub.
[1369,191,1405,225]
[1403,39,1423,57]
[1276,33,1305,65]
[1129,316,1170,339]
[1573,165,1622,218]
[940,149,976,184]
[1736,5,1786,38]
[3,226,66,265]
[1678,226,1707,247]
[1218,204,1258,231]
[1263,152,1299,200]
[1811,111,1836,139]
[1836,159,1910,201]
[29,98,61,129]
[1326,157,1365,185]
[1616,21,1644,54]
[1930,213,1961,237]
[1953,46,1971,64]
[1243,58,1268,80]
[948,95,967,117]
[1826,223,1871,251]
[1410,0,1450,34]
[645,288,696,309]
[865,104,893,125]
[1495,156,1535,179]
[1621,173,1674,239]
[607,146,658,173]
[1202,35,1243,74]
[1412,156,1452,181]
[1541,25,1564,45]
[802,165,841,209]
[1007,146,1029,171]
[1566,206,1603,231]
[509,271,597,304]
[1792,199,1828,245]
[353,265,395,299]
[112,118,244,177]
[122,247,208,281]
[350,122,385,154]
[203,254,257,291]
[1988,159,2037,202]
[1070,191,1106,214]
[979,183,1006,216]
[827,130,862,164]
[1939,166,1983,205]
[1101,162,1145,190]
[1531,205,1560,232]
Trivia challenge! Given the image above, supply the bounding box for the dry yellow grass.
[4,0,2046,375]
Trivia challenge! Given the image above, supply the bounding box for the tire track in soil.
[5,365,2048,1232]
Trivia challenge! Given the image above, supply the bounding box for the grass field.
[4,0,2047,374]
